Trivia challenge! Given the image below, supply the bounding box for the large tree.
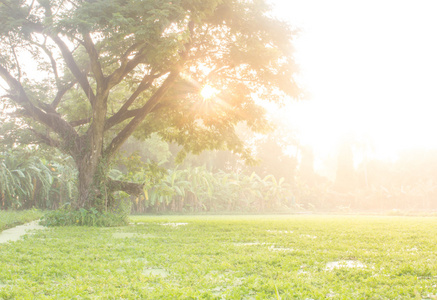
[0,0,301,209]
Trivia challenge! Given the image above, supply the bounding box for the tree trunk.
[75,132,106,209]
[77,156,102,209]
[75,146,144,210]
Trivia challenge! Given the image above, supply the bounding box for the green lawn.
[0,210,43,232]
[1,215,436,299]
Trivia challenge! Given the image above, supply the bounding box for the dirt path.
[0,221,45,244]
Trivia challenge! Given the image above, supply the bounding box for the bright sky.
[270,0,437,164]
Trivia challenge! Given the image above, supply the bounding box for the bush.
[41,206,129,227]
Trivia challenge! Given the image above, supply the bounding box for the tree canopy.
[0,0,301,209]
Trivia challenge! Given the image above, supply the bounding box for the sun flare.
[200,84,219,100]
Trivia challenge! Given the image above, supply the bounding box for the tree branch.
[51,81,77,109]
[105,102,166,132]
[83,33,105,88]
[28,39,61,86]
[119,42,140,63]
[104,21,195,159]
[29,129,61,148]
[23,39,77,110]
[107,178,144,196]
[49,34,96,106]
[104,73,158,130]
[69,117,91,127]
[107,49,148,89]
[107,42,141,86]
[104,71,180,159]
[104,109,140,130]
[9,41,22,82]
[36,0,95,107]
[0,64,79,150]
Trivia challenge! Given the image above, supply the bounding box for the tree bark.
[76,143,105,209]
[77,161,98,209]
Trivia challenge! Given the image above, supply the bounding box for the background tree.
[0,0,301,210]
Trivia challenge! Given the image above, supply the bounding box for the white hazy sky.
[270,0,437,163]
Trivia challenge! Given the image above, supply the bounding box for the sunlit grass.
[0,210,43,232]
[1,215,437,299]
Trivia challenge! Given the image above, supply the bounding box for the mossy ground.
[0,215,436,299]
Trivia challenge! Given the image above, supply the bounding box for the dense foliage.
[2,146,437,213]
[137,167,293,213]
[0,149,76,210]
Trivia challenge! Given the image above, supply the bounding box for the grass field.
[0,210,43,232]
[0,215,436,299]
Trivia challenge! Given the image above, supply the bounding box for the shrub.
[41,205,129,227]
